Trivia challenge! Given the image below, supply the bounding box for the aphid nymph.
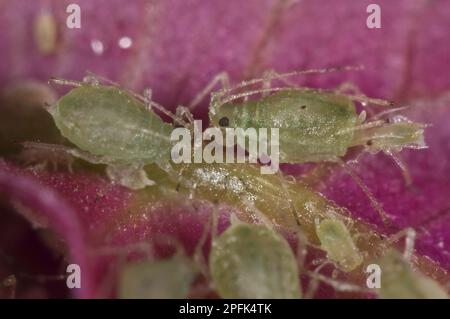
[209,222,301,298]
[45,77,182,189]
[315,218,363,272]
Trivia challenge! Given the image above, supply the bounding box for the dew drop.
[90,39,104,56]
[118,36,133,49]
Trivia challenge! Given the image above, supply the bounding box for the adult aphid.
[315,218,363,272]
[208,68,426,167]
[209,222,301,298]
[44,76,189,189]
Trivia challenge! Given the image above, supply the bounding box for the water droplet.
[90,39,104,56]
[118,36,133,49]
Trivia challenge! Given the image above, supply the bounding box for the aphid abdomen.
[315,219,363,272]
[214,90,357,163]
[50,86,173,164]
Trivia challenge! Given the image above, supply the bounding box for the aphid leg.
[384,150,413,187]
[336,158,391,225]
[92,241,154,259]
[24,144,157,190]
[384,227,417,262]
[305,268,370,295]
[19,142,75,173]
[371,106,411,121]
[192,204,217,278]
[304,261,330,298]
[22,144,158,190]
[188,72,230,111]
[84,71,119,86]
[213,66,364,110]
[334,81,395,107]
[175,105,195,126]
[218,65,364,97]
[106,164,155,190]
[48,77,83,87]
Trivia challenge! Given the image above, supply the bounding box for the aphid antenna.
[217,65,364,97]
[48,77,83,87]
[220,86,296,105]
[217,86,393,114]
[336,158,392,226]
[20,141,63,151]
[187,72,230,111]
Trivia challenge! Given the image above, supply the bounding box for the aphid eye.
[300,105,307,110]
[366,140,373,146]
[218,117,229,127]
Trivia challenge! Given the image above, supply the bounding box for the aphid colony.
[27,69,448,298]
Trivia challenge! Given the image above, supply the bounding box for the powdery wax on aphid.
[119,255,197,299]
[209,223,301,298]
[211,90,426,177]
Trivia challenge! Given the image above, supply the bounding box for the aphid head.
[209,101,239,129]
[353,116,427,153]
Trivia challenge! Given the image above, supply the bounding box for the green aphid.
[206,71,426,223]
[209,223,301,299]
[315,218,363,272]
[210,89,426,164]
[377,250,448,299]
[46,78,176,189]
[119,254,197,299]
